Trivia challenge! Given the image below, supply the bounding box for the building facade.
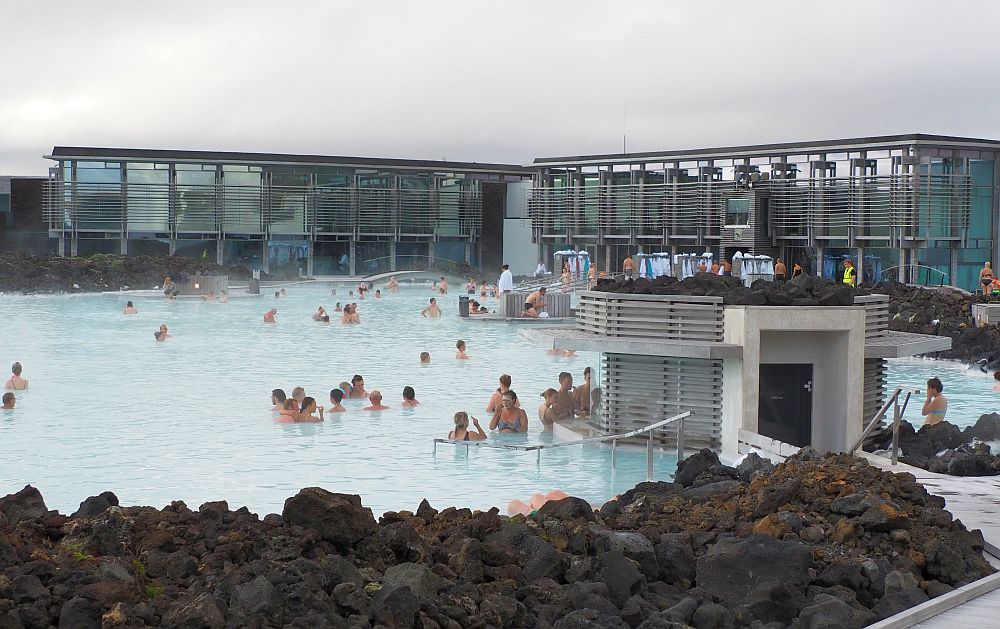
[527,134,1000,292]
[42,147,530,276]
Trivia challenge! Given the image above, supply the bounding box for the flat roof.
[47,146,532,176]
[518,327,744,360]
[533,133,1000,168]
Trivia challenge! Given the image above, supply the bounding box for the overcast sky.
[2,0,999,175]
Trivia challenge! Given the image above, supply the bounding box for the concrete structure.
[526,134,1000,292]
[522,290,951,458]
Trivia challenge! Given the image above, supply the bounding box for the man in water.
[271,389,287,411]
[526,287,547,314]
[291,387,306,405]
[498,264,513,294]
[349,375,367,399]
[420,352,431,363]
[439,276,449,294]
[123,301,138,315]
[363,390,390,411]
[574,367,592,416]
[1,393,14,409]
[264,308,277,323]
[328,388,347,413]
[552,372,576,420]
[421,297,441,318]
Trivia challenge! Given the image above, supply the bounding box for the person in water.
[280,288,287,297]
[420,352,431,364]
[455,340,470,359]
[401,386,420,407]
[349,375,367,399]
[334,302,343,312]
[573,367,592,416]
[921,377,948,426]
[421,298,441,318]
[291,387,306,405]
[3,363,28,391]
[2,392,15,409]
[276,398,299,422]
[438,276,449,294]
[123,301,138,315]
[337,381,352,399]
[264,308,277,323]
[487,374,516,412]
[158,324,171,339]
[449,411,486,441]
[552,371,576,420]
[363,390,390,411]
[993,371,1000,392]
[507,490,571,517]
[387,276,399,293]
[328,388,347,413]
[489,391,528,433]
[375,289,382,299]
[298,397,324,422]
[154,330,166,342]
[538,388,558,429]
[271,389,287,411]
[312,306,327,321]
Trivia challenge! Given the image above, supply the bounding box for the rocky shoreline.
[0,450,991,628]
[864,414,1000,476]
[0,253,279,294]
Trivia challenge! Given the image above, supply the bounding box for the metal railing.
[848,385,921,465]
[433,411,691,481]
[880,264,949,287]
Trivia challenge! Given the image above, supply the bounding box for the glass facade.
[43,150,527,274]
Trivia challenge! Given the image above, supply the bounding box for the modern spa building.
[524,134,1000,292]
[39,147,531,275]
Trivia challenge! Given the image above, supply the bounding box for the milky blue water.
[0,283,677,517]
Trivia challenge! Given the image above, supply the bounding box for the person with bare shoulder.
[449,412,487,441]
[421,298,441,318]
[363,390,390,411]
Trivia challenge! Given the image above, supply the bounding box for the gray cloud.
[2,0,999,174]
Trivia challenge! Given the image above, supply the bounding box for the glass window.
[725,198,751,226]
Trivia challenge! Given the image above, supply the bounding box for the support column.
[949,247,958,288]
[605,244,612,273]
[306,239,314,277]
[169,237,177,256]
[349,240,356,276]
[58,232,65,257]
[428,241,435,268]
[216,236,224,266]
[815,245,824,277]
[898,248,906,283]
[120,234,127,255]
[71,231,78,257]
[262,239,270,274]
[390,240,397,272]
[857,246,864,287]
[465,242,472,265]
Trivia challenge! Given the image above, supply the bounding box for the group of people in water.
[270,374,422,424]
[1,362,28,409]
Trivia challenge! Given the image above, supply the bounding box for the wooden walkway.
[860,453,1000,628]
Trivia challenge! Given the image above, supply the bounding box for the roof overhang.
[864,331,953,359]
[518,327,743,359]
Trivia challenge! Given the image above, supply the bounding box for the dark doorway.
[758,363,813,447]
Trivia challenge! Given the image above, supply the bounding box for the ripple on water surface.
[0,285,675,515]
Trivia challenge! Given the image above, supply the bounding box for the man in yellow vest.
[842,259,857,287]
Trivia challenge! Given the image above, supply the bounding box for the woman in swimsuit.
[123,301,138,315]
[449,411,486,441]
[490,391,528,433]
[401,386,420,407]
[921,377,948,426]
[4,362,28,390]
[298,397,324,423]
[276,399,299,422]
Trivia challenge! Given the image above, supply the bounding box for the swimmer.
[449,411,486,442]
[331,288,337,296]
[280,288,287,297]
[431,281,437,292]
[362,390,390,411]
[402,386,420,407]
[574,367,592,416]
[2,393,14,409]
[337,381,352,399]
[994,371,1000,392]
[349,290,355,297]
[158,324,171,339]
[387,276,399,293]
[271,389,287,411]
[490,391,528,433]
[218,290,228,303]
[439,276,449,294]
[420,352,431,364]
[375,289,382,299]
[553,372,576,420]
[547,348,577,357]
[455,339,469,359]
[162,276,177,298]
[421,297,441,318]
[298,397,324,422]
[487,374,517,412]
[264,308,277,323]
[291,387,306,404]
[154,331,165,342]
[349,375,367,399]
[328,388,347,413]
[321,315,330,323]
[350,303,361,323]
[274,291,280,299]
[538,388,558,429]
[201,291,216,302]
[123,301,138,315]
[466,280,477,294]
[312,306,328,321]
[507,489,571,517]
[334,302,343,312]
[276,398,299,422]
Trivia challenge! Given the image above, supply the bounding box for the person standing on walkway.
[623,255,634,279]
[774,258,787,281]
[498,264,513,294]
[981,262,994,294]
[842,259,857,287]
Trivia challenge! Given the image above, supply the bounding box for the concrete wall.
[721,306,866,460]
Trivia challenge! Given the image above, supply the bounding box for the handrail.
[848,385,921,464]
[433,411,692,481]
[880,264,949,287]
